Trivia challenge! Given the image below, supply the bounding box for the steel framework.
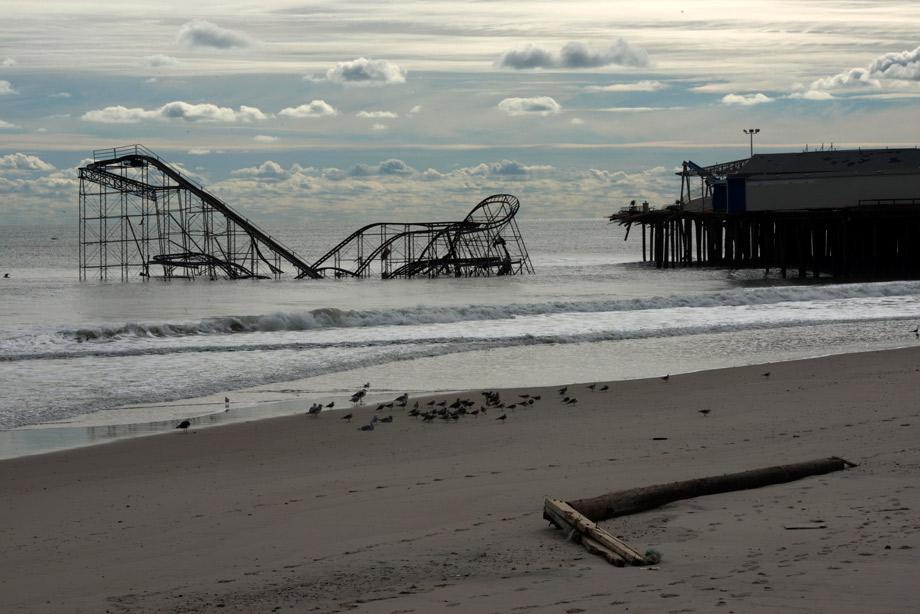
[78,145,532,281]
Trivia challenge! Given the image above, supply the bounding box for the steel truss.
[78,145,532,281]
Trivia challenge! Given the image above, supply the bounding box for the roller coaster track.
[78,146,533,282]
[79,145,319,280]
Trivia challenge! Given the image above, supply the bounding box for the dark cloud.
[177,20,252,49]
[497,39,649,70]
[323,58,406,86]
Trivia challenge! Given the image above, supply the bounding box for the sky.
[2,0,920,224]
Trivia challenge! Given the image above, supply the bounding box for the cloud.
[187,149,211,155]
[788,90,835,101]
[497,44,556,69]
[231,160,289,179]
[809,45,920,91]
[371,123,387,131]
[144,54,179,68]
[278,100,338,118]
[570,117,584,125]
[349,159,415,176]
[50,92,71,98]
[0,80,17,95]
[1,58,14,67]
[254,135,279,143]
[459,160,552,177]
[497,96,561,116]
[357,110,398,119]
[721,93,773,106]
[585,80,666,92]
[560,40,648,68]
[497,39,649,70]
[0,153,55,171]
[81,101,268,123]
[322,58,406,86]
[177,20,252,49]
[0,119,17,129]
[408,105,422,114]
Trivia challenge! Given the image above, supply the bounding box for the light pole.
[743,128,760,157]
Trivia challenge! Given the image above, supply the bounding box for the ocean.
[1,216,918,458]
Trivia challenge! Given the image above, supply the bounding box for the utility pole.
[743,128,760,157]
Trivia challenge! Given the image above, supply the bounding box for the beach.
[1,347,917,613]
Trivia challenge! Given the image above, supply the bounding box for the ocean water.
[1,217,919,455]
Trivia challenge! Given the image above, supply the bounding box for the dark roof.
[732,148,920,178]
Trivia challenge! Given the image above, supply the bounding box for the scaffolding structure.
[78,145,532,282]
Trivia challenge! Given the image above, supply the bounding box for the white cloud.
[585,80,666,92]
[81,101,268,123]
[187,149,211,155]
[143,54,179,68]
[323,57,406,86]
[371,123,387,131]
[809,45,920,92]
[458,160,552,177]
[231,160,289,178]
[278,100,338,118]
[721,93,773,106]
[253,135,278,142]
[497,96,561,116]
[0,119,17,129]
[356,110,398,119]
[408,105,422,114]
[177,20,252,49]
[0,80,17,95]
[50,92,71,98]
[498,39,649,70]
[570,117,584,125]
[0,153,55,171]
[349,159,414,176]
[788,90,835,101]
[1,58,14,67]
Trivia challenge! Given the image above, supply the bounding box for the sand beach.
[1,347,917,613]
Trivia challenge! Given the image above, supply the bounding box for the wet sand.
[1,347,918,613]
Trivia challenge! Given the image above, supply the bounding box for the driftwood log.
[569,456,856,522]
[543,498,655,566]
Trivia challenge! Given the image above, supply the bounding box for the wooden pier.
[612,205,920,279]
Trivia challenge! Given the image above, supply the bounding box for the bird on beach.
[496,414,507,421]
[341,413,353,422]
[358,422,375,431]
[350,389,367,405]
[911,326,919,339]
[363,382,371,388]
[762,372,771,378]
[558,386,567,395]
[698,409,711,417]
[661,374,670,382]
[599,385,608,392]
[307,403,322,416]
[532,395,541,401]
[176,420,191,431]
[326,402,335,408]
[380,415,393,423]
[588,384,597,391]
[224,396,230,405]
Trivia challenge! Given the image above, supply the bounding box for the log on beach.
[569,456,856,522]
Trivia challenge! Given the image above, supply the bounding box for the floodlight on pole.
[743,128,760,157]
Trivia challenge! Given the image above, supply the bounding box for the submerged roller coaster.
[78,145,532,281]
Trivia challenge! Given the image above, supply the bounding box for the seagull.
[599,385,608,391]
[307,403,322,416]
[2,273,8,279]
[519,394,530,399]
[358,423,375,432]
[350,389,367,405]
[496,414,507,421]
[588,384,597,391]
[698,409,711,417]
[326,401,335,408]
[176,420,191,431]
[380,415,393,423]
[661,374,670,382]
[363,382,371,388]
[558,386,567,395]
[911,326,919,339]
[532,395,541,401]
[341,413,353,422]
[224,396,230,404]
[761,372,770,378]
